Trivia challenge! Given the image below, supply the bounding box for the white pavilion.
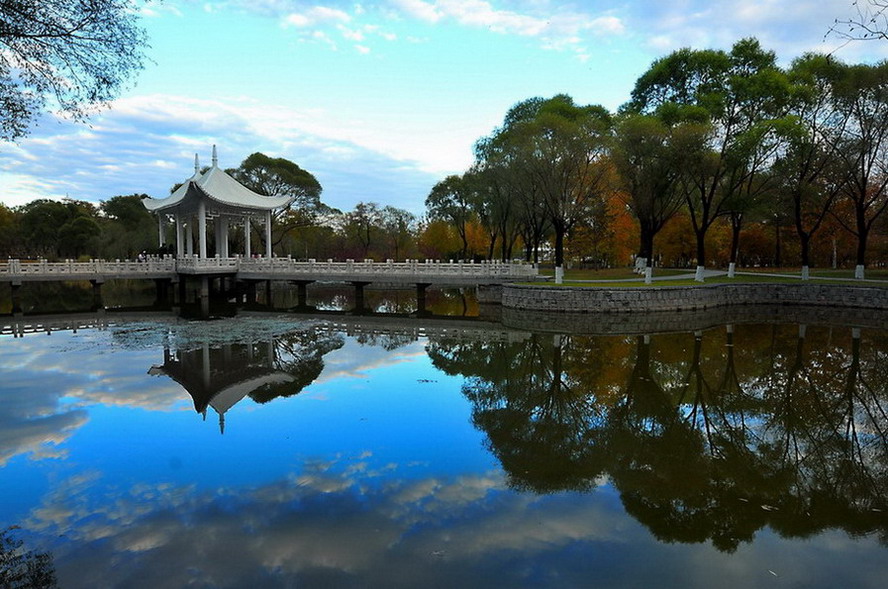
[142,146,292,259]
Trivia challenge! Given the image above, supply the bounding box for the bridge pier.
[352,281,370,314]
[178,277,188,304]
[415,283,431,316]
[90,280,104,311]
[244,280,257,305]
[10,283,22,314]
[291,280,315,309]
[154,278,173,307]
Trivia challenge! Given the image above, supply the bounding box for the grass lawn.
[736,267,888,280]
[536,267,688,280]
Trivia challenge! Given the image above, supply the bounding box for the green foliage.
[0,0,148,141]
[623,38,793,268]
[0,527,58,588]
[426,174,478,258]
[229,152,328,254]
[101,194,152,231]
[0,203,20,257]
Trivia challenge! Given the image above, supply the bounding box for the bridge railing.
[1,257,177,278]
[1,257,537,280]
[175,256,240,273]
[237,257,538,278]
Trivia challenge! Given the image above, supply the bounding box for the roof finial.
[194,153,200,175]
[212,144,218,168]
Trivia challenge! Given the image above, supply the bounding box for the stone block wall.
[500,283,888,314]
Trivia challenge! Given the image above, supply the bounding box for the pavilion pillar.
[265,210,272,258]
[175,215,184,258]
[221,217,230,258]
[158,215,166,248]
[198,201,208,259]
[244,217,252,257]
[214,218,222,257]
[186,219,194,256]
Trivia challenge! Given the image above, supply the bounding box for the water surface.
[2,309,887,588]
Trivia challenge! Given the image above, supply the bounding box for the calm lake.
[2,287,888,588]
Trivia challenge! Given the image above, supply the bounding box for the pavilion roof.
[143,148,292,213]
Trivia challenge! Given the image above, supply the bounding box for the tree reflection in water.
[429,324,888,551]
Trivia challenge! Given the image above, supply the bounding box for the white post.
[855,264,865,280]
[695,265,705,282]
[265,210,272,258]
[244,217,252,258]
[198,201,208,259]
[555,265,564,284]
[801,265,810,280]
[186,219,194,256]
[644,266,652,284]
[727,262,736,278]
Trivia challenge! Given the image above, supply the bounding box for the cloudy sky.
[1,0,887,214]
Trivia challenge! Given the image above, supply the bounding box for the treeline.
[428,38,888,279]
[3,38,888,274]
[0,153,424,262]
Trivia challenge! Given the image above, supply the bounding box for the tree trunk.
[694,228,706,282]
[554,226,565,284]
[799,233,811,280]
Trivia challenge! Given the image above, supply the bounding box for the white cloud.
[283,5,351,28]
[391,0,443,23]
[0,92,444,213]
[389,0,625,52]
[624,0,888,62]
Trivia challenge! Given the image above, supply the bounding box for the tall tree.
[626,38,792,280]
[426,174,476,259]
[338,201,383,259]
[495,94,612,282]
[100,194,156,258]
[17,198,85,258]
[379,205,417,260]
[229,152,326,254]
[473,139,529,262]
[773,54,849,278]
[611,113,706,282]
[0,0,148,141]
[830,60,888,278]
[0,203,19,258]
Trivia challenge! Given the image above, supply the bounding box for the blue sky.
[1,0,887,214]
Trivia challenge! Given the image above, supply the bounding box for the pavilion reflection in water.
[148,329,344,433]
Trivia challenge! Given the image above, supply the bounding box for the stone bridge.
[0,257,537,285]
[0,257,539,315]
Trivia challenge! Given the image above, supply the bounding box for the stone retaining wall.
[501,283,888,314]
[500,304,888,335]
